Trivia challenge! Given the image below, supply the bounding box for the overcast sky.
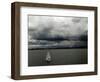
[28,15,88,41]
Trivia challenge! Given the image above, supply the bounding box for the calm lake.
[28,48,87,66]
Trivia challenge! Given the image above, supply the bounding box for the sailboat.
[45,51,52,63]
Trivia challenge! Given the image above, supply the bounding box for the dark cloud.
[28,16,88,49]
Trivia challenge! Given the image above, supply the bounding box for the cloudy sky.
[28,15,88,49]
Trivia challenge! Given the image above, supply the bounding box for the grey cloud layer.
[28,16,87,40]
[28,15,88,49]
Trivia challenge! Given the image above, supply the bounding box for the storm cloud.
[28,15,88,49]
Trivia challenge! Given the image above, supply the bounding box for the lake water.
[28,48,87,66]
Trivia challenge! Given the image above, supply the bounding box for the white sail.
[45,51,51,62]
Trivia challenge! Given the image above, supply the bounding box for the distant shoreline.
[28,47,87,50]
